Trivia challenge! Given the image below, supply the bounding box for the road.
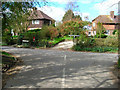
[2,46,119,88]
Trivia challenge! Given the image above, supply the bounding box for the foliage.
[76,34,95,48]
[41,25,59,39]
[94,37,118,47]
[2,2,49,35]
[62,9,74,22]
[2,29,16,45]
[18,26,60,47]
[2,2,33,34]
[94,34,108,38]
[2,51,17,73]
[72,46,118,53]
[62,9,82,22]
[59,19,84,36]
[63,36,73,40]
[96,22,106,38]
[112,29,118,35]
[47,38,65,47]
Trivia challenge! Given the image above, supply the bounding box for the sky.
[36,0,120,22]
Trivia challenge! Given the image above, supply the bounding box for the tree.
[74,15,82,21]
[59,19,84,36]
[62,9,82,22]
[96,22,106,38]
[2,1,48,34]
[62,9,74,22]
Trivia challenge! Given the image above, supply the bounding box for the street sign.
[68,35,80,37]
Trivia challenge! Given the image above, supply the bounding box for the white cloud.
[48,0,75,4]
[94,0,119,15]
[38,6,65,22]
[80,0,91,4]
[48,0,100,4]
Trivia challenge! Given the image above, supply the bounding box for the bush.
[94,34,107,38]
[112,30,117,35]
[2,35,16,45]
[76,34,95,48]
[72,46,118,53]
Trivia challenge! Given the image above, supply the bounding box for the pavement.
[52,40,73,50]
[1,46,119,88]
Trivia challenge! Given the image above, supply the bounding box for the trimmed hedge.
[94,38,118,47]
[72,46,118,53]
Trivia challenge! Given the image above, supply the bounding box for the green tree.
[74,15,82,20]
[2,1,48,34]
[62,9,74,22]
[59,19,84,36]
[96,22,106,38]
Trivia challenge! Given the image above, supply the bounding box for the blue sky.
[36,0,119,22]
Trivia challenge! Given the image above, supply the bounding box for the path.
[52,40,73,50]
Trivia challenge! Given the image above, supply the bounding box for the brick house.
[28,8,55,30]
[91,11,119,36]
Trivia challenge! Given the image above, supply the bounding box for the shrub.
[41,25,59,39]
[76,34,95,48]
[112,30,117,35]
[94,34,107,38]
[72,46,118,53]
[17,34,23,45]
[94,36,118,47]
[2,31,15,45]
[59,19,84,36]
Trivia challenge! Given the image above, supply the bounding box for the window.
[32,20,39,24]
[93,23,95,27]
[88,32,91,36]
[105,30,110,35]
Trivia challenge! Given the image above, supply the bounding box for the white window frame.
[32,20,39,24]
[93,23,95,27]
[105,30,110,35]
[88,31,91,36]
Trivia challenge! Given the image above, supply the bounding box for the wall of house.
[103,24,115,30]
[28,20,43,30]
[92,20,116,35]
[85,31,96,36]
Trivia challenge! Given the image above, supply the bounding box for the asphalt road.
[2,46,119,88]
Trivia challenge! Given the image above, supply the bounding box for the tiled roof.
[92,15,120,24]
[28,10,54,20]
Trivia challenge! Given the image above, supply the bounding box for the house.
[28,7,55,30]
[83,24,93,36]
[91,11,119,36]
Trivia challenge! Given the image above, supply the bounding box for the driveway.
[2,46,119,88]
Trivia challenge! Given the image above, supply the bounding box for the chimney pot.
[110,11,114,19]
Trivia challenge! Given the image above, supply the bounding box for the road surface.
[2,46,119,88]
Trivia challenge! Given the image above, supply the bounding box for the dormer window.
[32,20,39,24]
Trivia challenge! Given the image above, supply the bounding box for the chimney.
[110,11,114,19]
